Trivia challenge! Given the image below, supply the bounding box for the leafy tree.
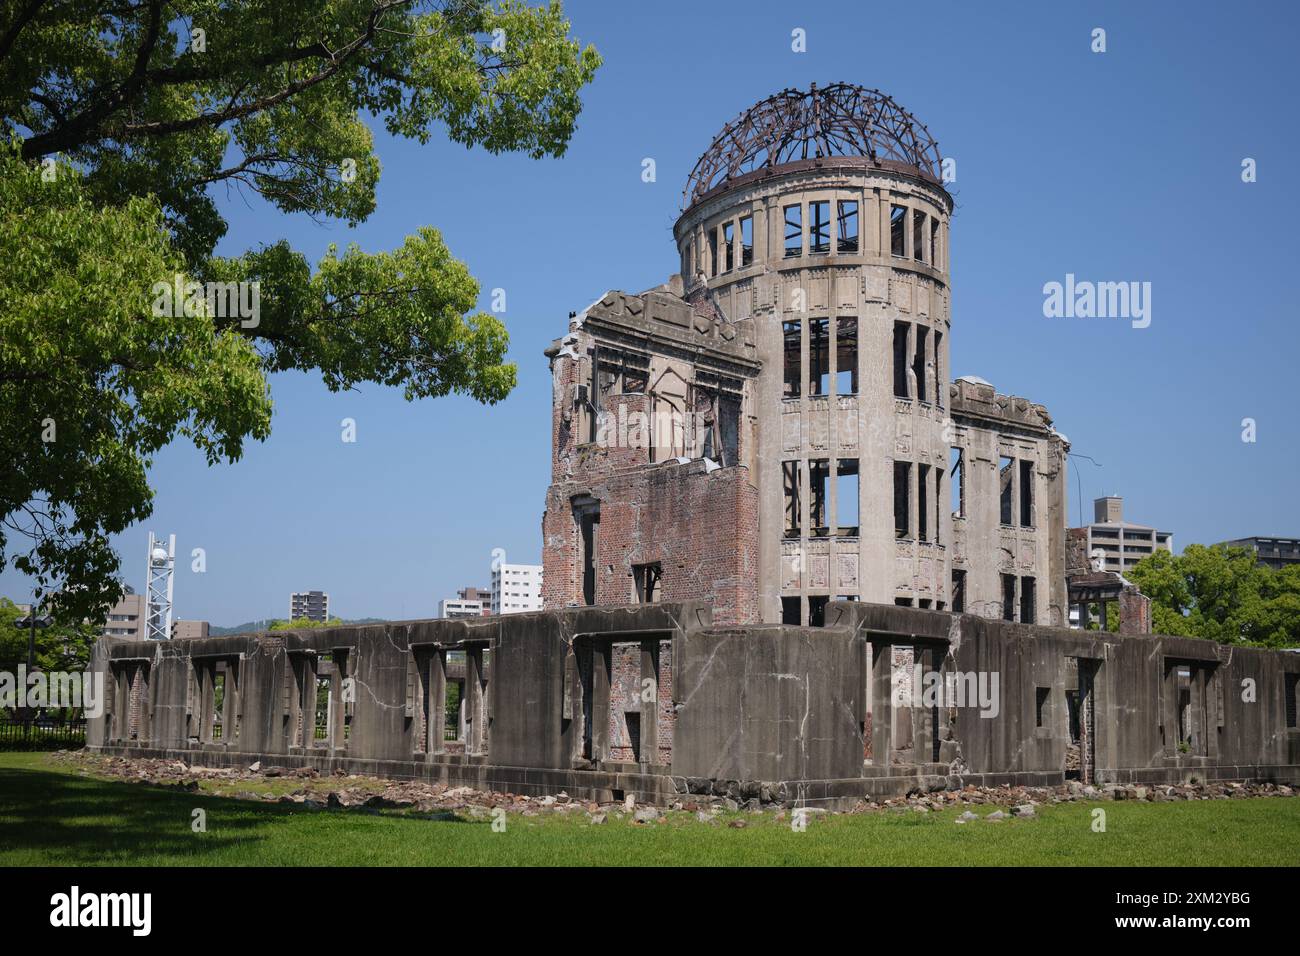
[0,0,600,624]
[0,596,99,672]
[1126,545,1300,647]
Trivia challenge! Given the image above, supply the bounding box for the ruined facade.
[87,85,1300,804]
[542,84,1067,628]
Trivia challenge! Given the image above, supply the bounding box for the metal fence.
[0,715,87,751]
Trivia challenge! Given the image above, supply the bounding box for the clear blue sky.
[4,0,1297,625]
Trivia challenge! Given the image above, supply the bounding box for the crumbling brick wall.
[543,461,759,624]
[1118,587,1152,635]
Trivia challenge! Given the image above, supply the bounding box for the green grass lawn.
[2,752,1298,866]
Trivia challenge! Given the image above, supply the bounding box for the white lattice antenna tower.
[145,532,176,640]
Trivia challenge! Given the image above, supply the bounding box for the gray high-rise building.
[1216,536,1300,571]
[289,590,329,623]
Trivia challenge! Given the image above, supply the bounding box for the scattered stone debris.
[48,751,1298,824]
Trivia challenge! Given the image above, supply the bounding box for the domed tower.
[674,83,954,623]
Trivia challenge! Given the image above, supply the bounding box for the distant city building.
[1216,536,1300,571]
[1070,496,1173,574]
[289,590,330,622]
[101,592,147,640]
[170,619,210,640]
[491,563,543,614]
[439,586,491,619]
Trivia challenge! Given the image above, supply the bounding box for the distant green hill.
[210,617,388,636]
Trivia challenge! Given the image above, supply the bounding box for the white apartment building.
[1074,496,1173,573]
[439,599,485,619]
[439,586,490,620]
[491,562,543,614]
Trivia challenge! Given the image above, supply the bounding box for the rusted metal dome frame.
[682,82,943,210]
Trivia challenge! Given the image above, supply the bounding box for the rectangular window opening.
[622,358,647,395]
[837,459,859,536]
[913,326,929,403]
[740,215,753,267]
[890,204,906,257]
[633,562,662,604]
[1019,459,1035,527]
[1002,574,1017,622]
[1021,576,1037,625]
[809,459,830,537]
[893,322,910,398]
[722,221,735,273]
[836,317,858,394]
[784,204,802,257]
[837,200,859,253]
[445,680,463,742]
[314,675,331,742]
[708,228,719,277]
[781,596,801,625]
[894,460,911,539]
[917,463,930,542]
[783,320,801,399]
[930,218,940,268]
[212,671,225,741]
[782,460,801,539]
[809,317,829,396]
[808,596,829,627]
[578,504,600,606]
[999,455,1014,526]
[809,200,830,254]
[1036,687,1050,728]
[912,209,926,262]
[952,569,966,613]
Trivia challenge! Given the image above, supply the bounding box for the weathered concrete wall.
[832,602,1300,788]
[672,625,864,782]
[89,602,1300,805]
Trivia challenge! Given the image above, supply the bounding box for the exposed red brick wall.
[543,347,760,625]
[543,461,759,624]
[1118,588,1152,635]
[656,639,673,766]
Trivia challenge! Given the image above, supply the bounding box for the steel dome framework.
[682,82,943,210]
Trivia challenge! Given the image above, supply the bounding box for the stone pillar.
[428,651,447,753]
[639,639,659,768]
[591,642,610,762]
[871,641,894,765]
[465,646,484,755]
